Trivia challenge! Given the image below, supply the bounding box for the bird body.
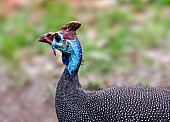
[55,68,170,121]
[39,21,170,122]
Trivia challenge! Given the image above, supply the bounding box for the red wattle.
[53,50,56,56]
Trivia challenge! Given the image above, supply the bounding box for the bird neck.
[55,68,85,120]
[62,38,82,75]
[57,68,82,88]
[56,69,84,100]
[56,38,83,96]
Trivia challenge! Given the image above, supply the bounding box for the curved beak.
[38,32,57,56]
[38,32,55,45]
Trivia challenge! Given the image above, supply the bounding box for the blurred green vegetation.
[0,1,75,60]
[1,0,170,88]
[87,81,100,90]
[80,0,170,76]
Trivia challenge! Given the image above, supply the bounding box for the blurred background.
[0,0,170,121]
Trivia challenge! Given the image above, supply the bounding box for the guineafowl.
[39,21,170,122]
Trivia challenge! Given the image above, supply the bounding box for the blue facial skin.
[51,33,64,51]
[51,33,82,75]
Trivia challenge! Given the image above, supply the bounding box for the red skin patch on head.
[58,21,80,40]
[39,21,81,45]
[58,30,77,40]
[39,32,55,45]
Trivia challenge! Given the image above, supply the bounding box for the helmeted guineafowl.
[39,21,170,122]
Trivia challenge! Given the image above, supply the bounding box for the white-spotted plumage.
[55,69,170,122]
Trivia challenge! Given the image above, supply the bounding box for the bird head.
[38,21,81,56]
[39,21,82,75]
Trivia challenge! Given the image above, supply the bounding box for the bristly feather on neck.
[62,38,82,76]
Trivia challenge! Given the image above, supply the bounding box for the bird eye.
[55,34,61,42]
